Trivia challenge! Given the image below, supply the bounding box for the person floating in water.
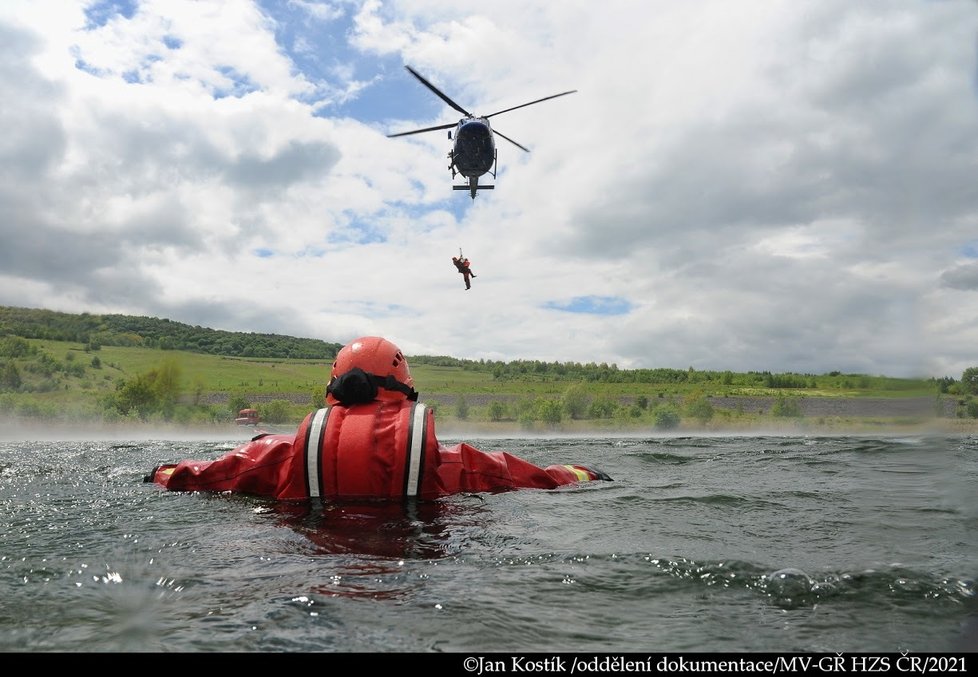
[452,254,476,290]
[145,336,611,501]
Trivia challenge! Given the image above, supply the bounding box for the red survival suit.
[452,256,475,290]
[145,400,609,501]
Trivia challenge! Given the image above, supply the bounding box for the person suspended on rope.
[452,251,476,290]
[144,336,612,501]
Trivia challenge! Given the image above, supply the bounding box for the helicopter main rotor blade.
[387,122,458,139]
[405,65,473,117]
[492,129,531,153]
[484,90,577,119]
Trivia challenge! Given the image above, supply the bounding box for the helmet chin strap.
[376,373,419,401]
[327,367,418,405]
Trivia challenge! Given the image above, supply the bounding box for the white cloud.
[1,0,977,379]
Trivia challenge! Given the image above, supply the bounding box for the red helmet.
[326,336,417,406]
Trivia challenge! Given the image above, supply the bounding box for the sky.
[1,0,977,379]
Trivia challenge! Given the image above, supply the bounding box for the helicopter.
[387,65,576,199]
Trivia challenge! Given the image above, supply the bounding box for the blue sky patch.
[255,0,413,123]
[84,0,137,30]
[543,296,633,316]
[339,60,450,125]
[213,66,260,99]
[73,57,107,77]
[328,219,387,246]
[961,242,978,258]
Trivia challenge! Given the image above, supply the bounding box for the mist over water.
[0,432,974,652]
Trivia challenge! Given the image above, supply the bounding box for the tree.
[771,395,802,417]
[0,337,31,358]
[686,396,715,424]
[589,396,617,419]
[488,400,507,422]
[562,383,591,419]
[110,373,158,418]
[455,395,469,420]
[961,367,978,396]
[102,359,183,419]
[516,397,539,428]
[539,399,563,426]
[259,399,292,424]
[187,377,205,406]
[653,405,680,430]
[228,393,251,415]
[154,359,182,411]
[1,362,22,390]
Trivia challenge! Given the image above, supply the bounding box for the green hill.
[0,305,971,433]
[0,305,341,359]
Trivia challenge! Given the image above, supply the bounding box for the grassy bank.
[0,337,971,435]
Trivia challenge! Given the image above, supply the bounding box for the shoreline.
[2,413,975,442]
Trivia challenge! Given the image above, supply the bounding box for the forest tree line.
[0,305,341,359]
[0,305,967,390]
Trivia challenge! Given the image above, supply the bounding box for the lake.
[0,429,974,654]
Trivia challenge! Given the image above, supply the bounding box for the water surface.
[0,433,974,652]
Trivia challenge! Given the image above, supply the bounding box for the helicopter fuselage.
[451,118,496,178]
[387,65,575,198]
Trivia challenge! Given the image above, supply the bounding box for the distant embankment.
[193,392,953,419]
[705,396,952,418]
[416,394,954,418]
